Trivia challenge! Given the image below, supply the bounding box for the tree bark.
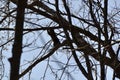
[9,0,27,80]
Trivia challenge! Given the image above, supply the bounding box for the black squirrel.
[47,29,60,46]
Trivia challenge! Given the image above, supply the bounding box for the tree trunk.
[9,0,27,80]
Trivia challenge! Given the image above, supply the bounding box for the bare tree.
[8,0,27,80]
[0,0,120,80]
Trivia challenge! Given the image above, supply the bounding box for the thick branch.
[9,0,27,80]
